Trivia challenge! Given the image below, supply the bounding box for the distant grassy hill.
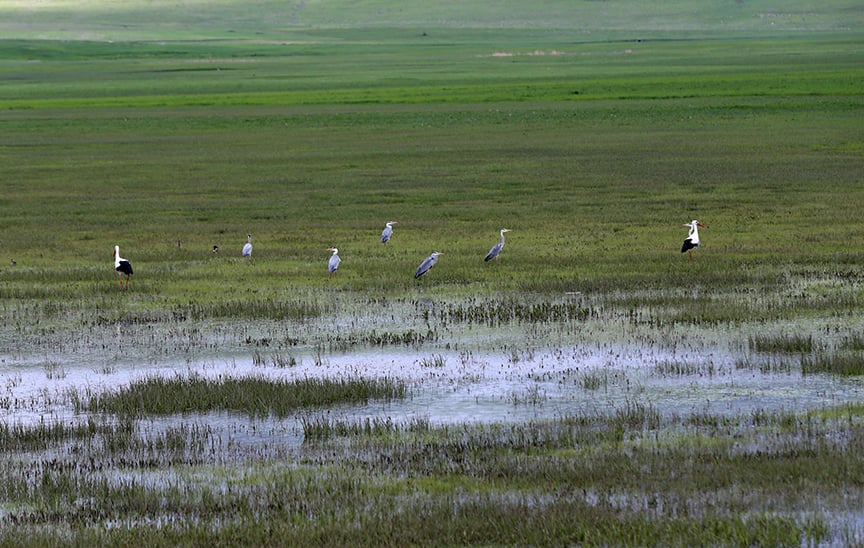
[0,0,861,109]
[0,0,861,42]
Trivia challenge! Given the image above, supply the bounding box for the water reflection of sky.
[3,336,863,542]
[2,341,862,429]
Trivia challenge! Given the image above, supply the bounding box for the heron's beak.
[698,222,706,228]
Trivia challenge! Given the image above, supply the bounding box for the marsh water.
[2,305,864,544]
[3,311,862,434]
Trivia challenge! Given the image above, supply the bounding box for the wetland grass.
[802,352,864,376]
[324,328,438,352]
[251,349,297,368]
[654,360,718,377]
[840,333,864,351]
[508,384,547,407]
[734,356,796,375]
[748,332,814,353]
[580,369,605,390]
[2,406,852,545]
[80,374,407,418]
[302,416,432,442]
[418,353,447,368]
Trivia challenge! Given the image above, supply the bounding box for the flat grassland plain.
[1,0,864,545]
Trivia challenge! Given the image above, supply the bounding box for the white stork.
[113,245,133,289]
[681,220,706,261]
[327,247,341,276]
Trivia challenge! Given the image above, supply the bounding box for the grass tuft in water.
[580,369,605,390]
[302,416,432,442]
[839,334,864,351]
[613,400,661,431]
[81,374,406,418]
[418,354,447,368]
[802,352,864,376]
[749,333,814,353]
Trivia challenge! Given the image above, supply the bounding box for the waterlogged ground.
[2,299,864,544]
[2,306,862,429]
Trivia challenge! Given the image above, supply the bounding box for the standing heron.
[381,221,398,244]
[242,234,253,258]
[327,247,341,276]
[681,220,706,261]
[484,228,511,262]
[414,251,443,279]
[113,245,133,290]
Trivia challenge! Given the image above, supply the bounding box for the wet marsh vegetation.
[0,400,861,545]
[2,0,864,544]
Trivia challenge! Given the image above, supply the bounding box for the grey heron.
[242,234,253,258]
[484,228,510,262]
[327,247,341,276]
[681,220,706,261]
[414,251,442,279]
[113,245,133,290]
[381,221,397,244]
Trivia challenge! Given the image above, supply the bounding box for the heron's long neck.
[500,231,507,244]
[690,225,698,238]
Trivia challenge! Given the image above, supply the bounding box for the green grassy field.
[1,0,863,545]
